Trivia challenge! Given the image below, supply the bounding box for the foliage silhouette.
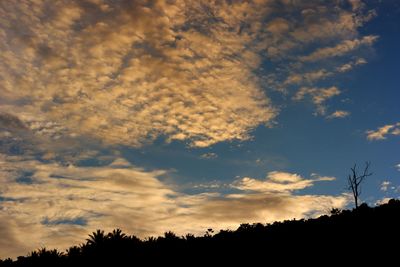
[1,199,399,266]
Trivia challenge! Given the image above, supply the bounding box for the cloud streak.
[327,110,350,119]
[293,86,341,115]
[232,171,336,193]
[299,35,378,62]
[0,154,348,258]
[366,122,400,140]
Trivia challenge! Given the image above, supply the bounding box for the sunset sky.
[0,0,399,258]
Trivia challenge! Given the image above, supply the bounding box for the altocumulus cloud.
[366,122,400,141]
[0,154,348,258]
[0,0,276,148]
[0,0,377,148]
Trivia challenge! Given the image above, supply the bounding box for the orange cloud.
[366,122,400,140]
[293,86,341,115]
[0,0,279,148]
[300,35,378,62]
[0,154,348,258]
[327,110,350,119]
[0,0,377,147]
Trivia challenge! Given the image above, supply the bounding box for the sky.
[0,0,399,259]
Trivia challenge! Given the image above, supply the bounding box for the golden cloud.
[231,171,336,193]
[0,154,348,258]
[366,122,400,140]
[300,35,378,62]
[293,86,341,115]
[0,0,278,148]
[0,0,378,147]
[327,110,350,119]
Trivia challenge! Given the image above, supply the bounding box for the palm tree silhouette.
[2,199,400,266]
[86,230,106,247]
[108,228,126,241]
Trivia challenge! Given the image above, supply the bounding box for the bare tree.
[347,161,373,209]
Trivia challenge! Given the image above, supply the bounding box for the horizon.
[0,0,399,259]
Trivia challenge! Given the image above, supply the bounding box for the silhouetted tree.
[86,229,106,248]
[347,161,372,209]
[108,228,126,241]
[330,207,341,215]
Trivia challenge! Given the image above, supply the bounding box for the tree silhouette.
[108,229,126,241]
[347,161,372,209]
[86,229,106,247]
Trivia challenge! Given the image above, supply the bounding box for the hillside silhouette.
[1,199,399,266]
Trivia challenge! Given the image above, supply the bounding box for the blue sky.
[119,0,400,199]
[0,0,399,258]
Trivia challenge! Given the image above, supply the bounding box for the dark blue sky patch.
[41,217,88,226]
[15,171,35,184]
[0,195,18,202]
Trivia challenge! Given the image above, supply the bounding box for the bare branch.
[346,162,372,209]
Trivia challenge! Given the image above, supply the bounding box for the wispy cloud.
[336,58,367,72]
[375,197,392,205]
[293,86,341,115]
[300,36,378,62]
[0,154,178,258]
[380,181,391,192]
[284,69,333,85]
[0,154,348,258]
[327,110,350,119]
[366,122,400,140]
[232,171,336,193]
[200,152,218,160]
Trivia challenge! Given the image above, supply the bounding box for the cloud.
[200,152,218,160]
[366,122,400,140]
[266,18,290,34]
[0,154,178,258]
[231,171,336,193]
[293,86,341,115]
[0,154,348,258]
[300,35,378,62]
[380,181,391,192]
[0,215,31,259]
[284,57,367,93]
[0,0,378,147]
[0,0,278,148]
[0,111,108,167]
[0,112,36,155]
[289,4,372,44]
[0,1,378,257]
[186,193,348,227]
[375,197,392,206]
[327,110,350,119]
[284,69,333,85]
[336,58,367,72]
[396,164,400,171]
[0,113,27,131]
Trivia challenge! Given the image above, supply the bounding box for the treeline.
[1,199,400,266]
